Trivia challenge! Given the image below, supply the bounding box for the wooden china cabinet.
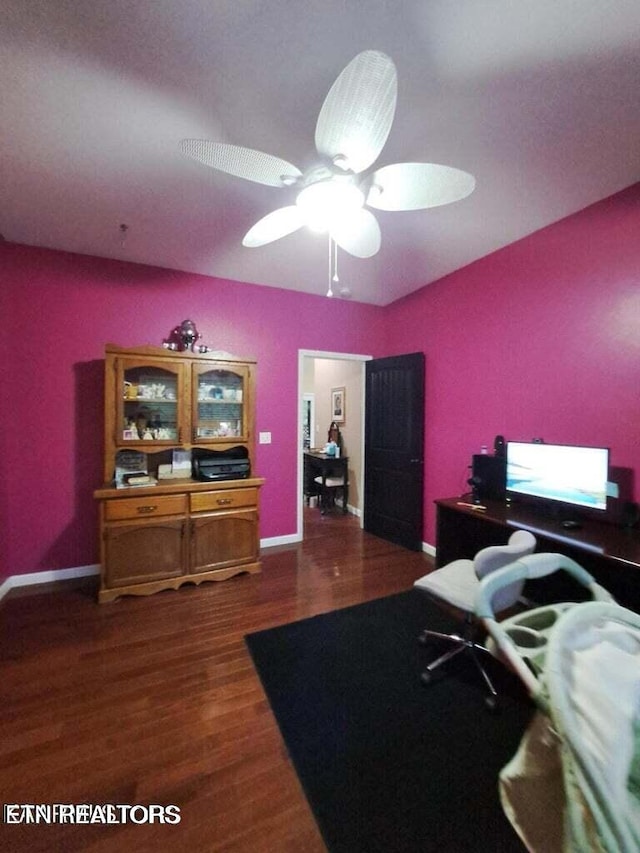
[94,344,264,603]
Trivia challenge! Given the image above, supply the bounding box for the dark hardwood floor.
[0,508,434,852]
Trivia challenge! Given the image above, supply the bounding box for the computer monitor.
[506,441,609,513]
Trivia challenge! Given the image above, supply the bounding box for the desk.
[435,497,640,611]
[304,451,349,514]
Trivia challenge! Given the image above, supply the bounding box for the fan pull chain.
[327,235,335,297]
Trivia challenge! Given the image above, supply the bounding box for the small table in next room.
[304,451,349,514]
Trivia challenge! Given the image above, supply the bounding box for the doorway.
[297,350,370,541]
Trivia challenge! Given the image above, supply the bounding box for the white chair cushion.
[314,476,345,487]
[414,559,478,613]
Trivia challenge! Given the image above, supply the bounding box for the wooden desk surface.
[304,450,348,463]
[435,496,640,610]
[436,496,640,568]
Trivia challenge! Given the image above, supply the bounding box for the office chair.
[413,529,537,709]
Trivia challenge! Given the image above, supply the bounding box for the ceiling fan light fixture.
[332,154,350,171]
[367,183,383,203]
[181,50,475,280]
[296,179,365,233]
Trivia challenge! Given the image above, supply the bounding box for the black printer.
[192,446,250,482]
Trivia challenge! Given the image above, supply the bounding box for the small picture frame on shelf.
[331,387,345,424]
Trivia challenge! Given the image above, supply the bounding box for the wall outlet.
[259,431,272,444]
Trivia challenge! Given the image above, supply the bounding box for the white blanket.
[500,619,640,852]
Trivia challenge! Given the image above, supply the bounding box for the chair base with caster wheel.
[418,620,499,710]
[413,530,537,712]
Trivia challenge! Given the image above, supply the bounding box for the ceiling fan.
[180,50,475,259]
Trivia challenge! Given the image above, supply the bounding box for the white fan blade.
[180,140,302,188]
[367,163,476,211]
[330,208,381,258]
[315,51,397,175]
[242,206,304,247]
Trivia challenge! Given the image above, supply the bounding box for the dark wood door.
[364,353,425,550]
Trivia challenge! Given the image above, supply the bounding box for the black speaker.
[471,454,506,501]
[494,434,506,458]
[621,501,640,529]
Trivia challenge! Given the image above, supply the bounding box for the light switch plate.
[259,431,272,444]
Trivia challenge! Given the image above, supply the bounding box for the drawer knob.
[136,505,158,514]
[216,498,233,505]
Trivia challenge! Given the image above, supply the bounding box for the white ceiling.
[2,1,640,305]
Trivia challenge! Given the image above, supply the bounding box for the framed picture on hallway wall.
[331,387,345,423]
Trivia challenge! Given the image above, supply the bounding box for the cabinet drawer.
[104,494,187,521]
[190,487,258,513]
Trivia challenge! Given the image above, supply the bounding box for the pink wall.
[2,183,639,582]
[385,183,640,544]
[0,245,385,580]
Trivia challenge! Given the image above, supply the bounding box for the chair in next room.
[413,529,537,709]
[314,465,349,514]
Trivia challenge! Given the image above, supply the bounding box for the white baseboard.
[263,531,434,555]
[260,534,300,548]
[0,538,436,603]
[0,577,12,601]
[0,564,100,602]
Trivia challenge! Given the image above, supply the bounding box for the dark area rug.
[245,590,535,853]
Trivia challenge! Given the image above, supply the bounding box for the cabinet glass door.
[193,365,249,442]
[117,359,184,445]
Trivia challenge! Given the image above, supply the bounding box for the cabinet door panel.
[115,358,187,447]
[191,510,258,573]
[105,519,186,586]
[192,363,251,444]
